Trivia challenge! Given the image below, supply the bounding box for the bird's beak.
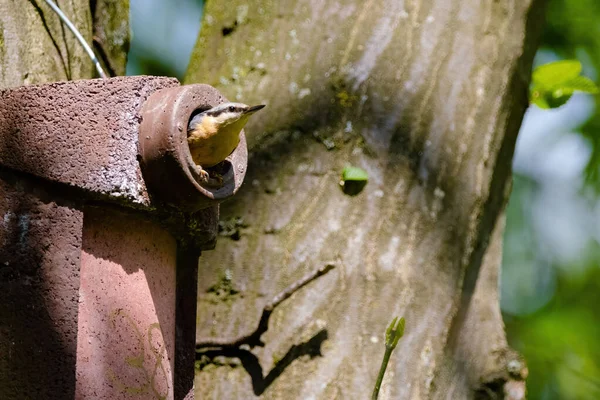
[244,104,266,114]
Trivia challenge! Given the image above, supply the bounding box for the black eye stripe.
[203,105,243,116]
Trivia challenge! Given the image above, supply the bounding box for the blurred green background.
[127,1,600,398]
[501,1,600,398]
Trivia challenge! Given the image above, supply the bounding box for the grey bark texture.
[187,0,544,399]
[0,0,129,88]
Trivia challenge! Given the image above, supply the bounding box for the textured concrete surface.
[0,171,83,399]
[0,77,236,400]
[76,206,177,399]
[0,76,178,207]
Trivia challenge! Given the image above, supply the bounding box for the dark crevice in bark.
[92,37,117,77]
[55,0,73,79]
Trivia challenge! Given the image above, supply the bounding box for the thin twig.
[196,263,336,350]
[43,0,107,79]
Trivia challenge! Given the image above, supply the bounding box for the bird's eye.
[229,106,235,112]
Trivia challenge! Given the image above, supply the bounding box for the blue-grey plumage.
[187,102,264,181]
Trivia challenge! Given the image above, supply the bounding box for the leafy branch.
[530,60,598,109]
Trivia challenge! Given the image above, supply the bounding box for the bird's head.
[190,102,265,132]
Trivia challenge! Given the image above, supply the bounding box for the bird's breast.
[188,122,241,167]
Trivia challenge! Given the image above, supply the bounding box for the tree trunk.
[186,0,545,399]
[0,0,129,88]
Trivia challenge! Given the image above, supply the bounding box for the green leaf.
[532,60,582,88]
[342,166,369,182]
[530,89,551,109]
[547,92,573,109]
[561,76,600,93]
[385,317,405,350]
[530,60,599,109]
[340,166,368,196]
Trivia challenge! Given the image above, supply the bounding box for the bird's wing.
[187,113,205,133]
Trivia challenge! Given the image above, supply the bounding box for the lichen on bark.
[0,0,129,89]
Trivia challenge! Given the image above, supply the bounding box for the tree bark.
[0,0,129,88]
[187,0,545,398]
[91,0,130,77]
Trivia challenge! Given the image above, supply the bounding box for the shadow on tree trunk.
[197,329,328,396]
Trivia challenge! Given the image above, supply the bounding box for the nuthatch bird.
[187,102,265,185]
